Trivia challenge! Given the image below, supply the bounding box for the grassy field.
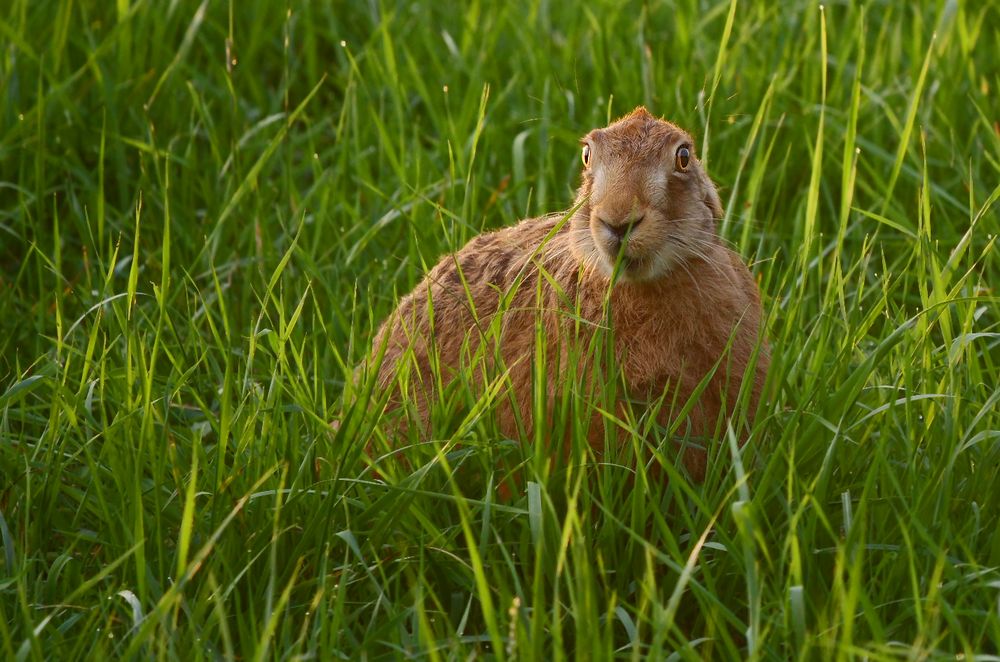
[2,0,999,658]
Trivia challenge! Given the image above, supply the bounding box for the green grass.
[2,0,999,658]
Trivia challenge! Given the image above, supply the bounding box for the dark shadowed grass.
[1,0,999,658]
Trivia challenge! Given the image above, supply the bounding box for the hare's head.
[570,107,724,282]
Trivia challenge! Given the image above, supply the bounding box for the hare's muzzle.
[596,210,646,249]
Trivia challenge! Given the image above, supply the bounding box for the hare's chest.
[611,294,720,391]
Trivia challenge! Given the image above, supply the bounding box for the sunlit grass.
[1,0,998,658]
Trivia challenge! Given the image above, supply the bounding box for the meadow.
[1,0,999,658]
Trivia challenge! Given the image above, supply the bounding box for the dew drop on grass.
[340,40,346,47]
[18,114,24,121]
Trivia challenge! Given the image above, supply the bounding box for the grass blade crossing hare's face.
[570,107,724,282]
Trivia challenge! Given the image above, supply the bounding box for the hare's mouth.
[601,246,636,267]
[597,244,647,279]
[596,238,684,282]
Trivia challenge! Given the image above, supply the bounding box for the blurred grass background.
[1,0,999,658]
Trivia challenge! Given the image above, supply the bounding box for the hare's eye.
[582,144,592,168]
[675,146,691,171]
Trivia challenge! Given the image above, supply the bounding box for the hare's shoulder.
[465,214,562,254]
[427,214,564,286]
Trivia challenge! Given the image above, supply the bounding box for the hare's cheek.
[587,215,608,248]
[701,185,724,219]
[646,170,669,204]
[589,166,613,201]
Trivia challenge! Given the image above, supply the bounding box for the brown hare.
[369,107,769,480]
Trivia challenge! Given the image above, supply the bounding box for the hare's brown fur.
[371,108,769,477]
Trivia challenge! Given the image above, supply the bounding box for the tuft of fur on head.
[569,107,725,282]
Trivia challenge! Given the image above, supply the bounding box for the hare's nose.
[599,213,645,241]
